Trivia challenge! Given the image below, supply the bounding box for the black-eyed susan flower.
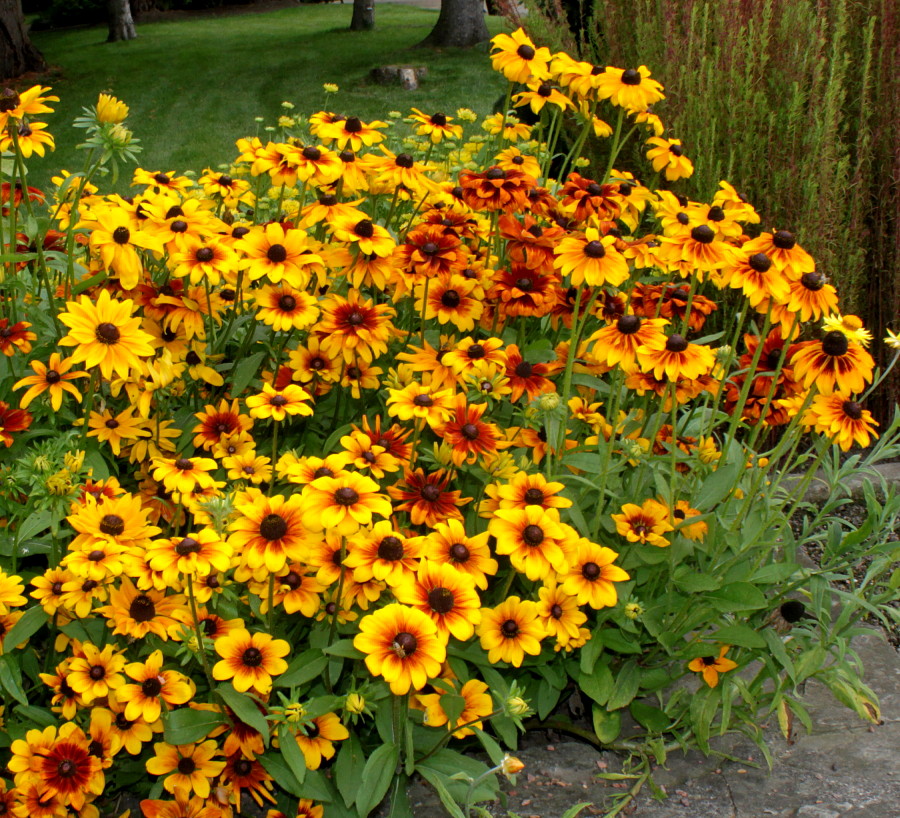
[145,530,232,584]
[0,400,32,446]
[117,650,194,723]
[442,336,507,376]
[436,396,506,466]
[86,407,149,456]
[804,393,878,451]
[790,331,874,395]
[688,646,738,688]
[386,381,456,429]
[293,713,350,770]
[229,492,310,573]
[559,540,630,609]
[152,455,218,495]
[67,643,127,704]
[393,562,482,640]
[344,521,420,584]
[421,519,497,590]
[66,493,160,551]
[742,229,814,275]
[489,506,572,581]
[97,579,186,641]
[317,290,395,364]
[353,603,446,695]
[145,740,226,799]
[645,137,694,181]
[254,284,319,332]
[417,273,484,332]
[477,597,545,666]
[58,290,155,380]
[553,228,629,288]
[0,569,25,614]
[0,318,35,356]
[236,223,320,287]
[636,333,715,381]
[299,471,392,536]
[212,628,289,695]
[419,679,493,738]
[13,353,88,411]
[588,314,669,372]
[458,165,535,213]
[595,65,665,111]
[409,108,464,143]
[671,500,708,541]
[490,29,552,83]
[388,468,470,527]
[246,383,314,421]
[611,499,673,547]
[535,581,587,647]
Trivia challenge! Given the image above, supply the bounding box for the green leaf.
[417,768,467,818]
[440,692,466,726]
[0,656,27,706]
[163,707,227,745]
[16,509,53,543]
[356,742,399,817]
[471,727,505,767]
[536,679,562,720]
[323,639,364,660]
[276,650,329,689]
[629,700,670,732]
[578,663,613,706]
[561,804,594,818]
[673,569,722,593]
[708,582,769,612]
[592,706,621,743]
[598,628,643,654]
[579,633,604,675]
[3,605,49,647]
[15,705,57,727]
[216,685,270,744]
[335,733,366,808]
[713,624,766,649]
[277,724,307,786]
[606,661,641,711]
[258,752,305,798]
[751,563,801,583]
[695,461,743,510]
[230,350,266,396]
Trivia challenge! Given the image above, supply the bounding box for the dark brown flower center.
[461,423,480,440]
[175,458,194,470]
[334,487,360,506]
[621,68,641,85]
[514,361,533,378]
[105,418,119,429]
[392,632,418,657]
[260,513,288,541]
[89,665,106,680]
[267,243,288,263]
[344,117,362,133]
[842,400,863,420]
[129,594,156,622]
[154,173,171,184]
[196,247,214,262]
[501,619,520,637]
[441,289,461,308]
[346,310,365,326]
[303,146,322,161]
[270,395,288,407]
[88,549,105,562]
[115,712,133,730]
[113,226,131,244]
[800,272,825,291]
[550,604,563,619]
[177,757,197,774]
[581,562,601,580]
[427,587,456,614]
[772,230,796,249]
[421,484,441,502]
[57,759,78,777]
[313,466,334,479]
[95,322,121,344]
[278,294,297,311]
[141,677,163,697]
[431,112,447,126]
[486,167,506,180]
[665,334,689,353]
[583,240,606,258]
[396,153,414,168]
[669,143,684,157]
[516,44,536,60]
[780,600,806,622]
[377,536,404,561]
[522,524,544,546]
[701,656,717,666]
[748,252,772,273]
[449,542,470,562]
[99,514,125,536]
[822,331,849,357]
[515,277,533,290]
[171,219,188,233]
[617,314,641,334]
[690,225,715,244]
[176,537,201,556]
[242,647,263,667]
[413,394,434,407]
[467,343,485,358]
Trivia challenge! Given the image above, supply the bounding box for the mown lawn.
[26,3,507,189]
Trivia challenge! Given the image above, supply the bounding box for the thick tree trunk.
[0,0,46,81]
[417,0,489,48]
[350,0,374,31]
[107,0,137,43]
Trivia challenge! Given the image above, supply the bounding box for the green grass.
[26,4,507,189]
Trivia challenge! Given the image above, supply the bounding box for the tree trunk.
[417,0,489,48]
[350,0,374,31]
[0,0,46,81]
[107,0,137,43]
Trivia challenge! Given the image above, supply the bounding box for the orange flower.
[212,628,290,694]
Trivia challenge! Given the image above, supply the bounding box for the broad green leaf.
[163,707,227,745]
[323,639,364,660]
[713,624,766,649]
[277,724,307,786]
[629,700,670,732]
[258,752,305,798]
[579,633,604,675]
[276,650,329,688]
[216,685,270,744]
[561,804,594,818]
[606,661,641,711]
[592,706,621,743]
[0,656,27,705]
[707,582,769,612]
[536,679,562,720]
[440,692,466,726]
[334,732,366,808]
[416,768,466,818]
[3,605,49,647]
[230,350,265,396]
[16,510,53,543]
[356,742,398,817]
[578,663,613,706]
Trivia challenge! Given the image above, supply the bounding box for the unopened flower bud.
[500,755,525,776]
[345,693,366,715]
[506,696,529,717]
[539,393,561,412]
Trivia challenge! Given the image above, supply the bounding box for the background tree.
[350,0,374,31]
[417,0,489,48]
[0,0,45,79]
[107,0,137,42]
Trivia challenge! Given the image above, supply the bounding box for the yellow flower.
[97,93,129,124]
[212,628,290,694]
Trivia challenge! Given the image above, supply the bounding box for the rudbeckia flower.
[803,392,878,451]
[477,596,545,666]
[117,650,194,723]
[611,499,673,547]
[14,353,87,411]
[490,29,552,84]
[353,603,446,694]
[688,646,738,688]
[229,492,310,573]
[409,108,464,143]
[292,713,350,769]
[393,562,482,640]
[299,471,392,536]
[645,137,694,180]
[595,65,665,111]
[790,331,874,395]
[246,383,314,421]
[553,228,629,288]
[636,333,715,382]
[559,540,630,609]
[145,741,226,799]
[489,506,573,581]
[418,678,493,738]
[67,643,127,704]
[58,289,156,380]
[212,629,289,695]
